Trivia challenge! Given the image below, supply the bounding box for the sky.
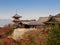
[0,0,60,20]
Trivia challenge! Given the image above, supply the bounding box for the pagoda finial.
[16,9,18,14]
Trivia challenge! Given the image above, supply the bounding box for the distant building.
[12,13,22,23]
[12,13,60,29]
[38,13,60,25]
[12,13,23,28]
[12,13,37,28]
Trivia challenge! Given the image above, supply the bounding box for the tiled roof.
[55,13,60,17]
[13,19,20,22]
[28,21,45,25]
[54,18,60,22]
[13,14,22,18]
[20,20,36,24]
[38,17,50,22]
[21,20,36,22]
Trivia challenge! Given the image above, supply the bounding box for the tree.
[45,23,60,45]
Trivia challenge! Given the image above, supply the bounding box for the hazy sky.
[0,0,60,20]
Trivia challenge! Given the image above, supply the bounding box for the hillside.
[1,28,49,45]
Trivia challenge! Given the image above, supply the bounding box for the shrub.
[45,24,60,45]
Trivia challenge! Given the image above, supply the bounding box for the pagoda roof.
[12,13,22,18]
[13,19,20,22]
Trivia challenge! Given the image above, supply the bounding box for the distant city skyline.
[0,0,60,20]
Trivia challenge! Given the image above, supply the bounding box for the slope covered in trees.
[45,24,60,45]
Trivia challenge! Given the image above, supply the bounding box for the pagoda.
[12,14,22,23]
[12,13,22,28]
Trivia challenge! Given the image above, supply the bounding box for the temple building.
[26,13,60,28]
[38,13,60,25]
[12,13,37,28]
[12,13,22,23]
[12,13,60,29]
